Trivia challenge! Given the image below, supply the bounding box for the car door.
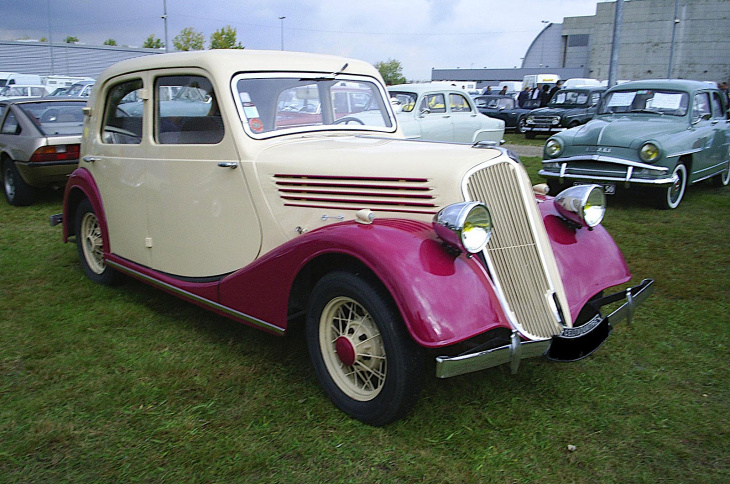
[689,91,719,181]
[145,72,262,278]
[416,92,453,142]
[448,92,482,142]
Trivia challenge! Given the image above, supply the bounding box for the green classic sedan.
[539,79,730,209]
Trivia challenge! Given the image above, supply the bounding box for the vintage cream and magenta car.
[55,50,652,425]
[540,80,730,209]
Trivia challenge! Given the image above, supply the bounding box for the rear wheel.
[655,163,687,209]
[712,164,730,187]
[75,199,117,285]
[306,271,424,426]
[3,159,34,206]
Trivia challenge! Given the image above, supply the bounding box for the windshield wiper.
[300,63,350,82]
[630,108,661,114]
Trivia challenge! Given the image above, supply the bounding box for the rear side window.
[1,111,20,135]
[102,79,144,144]
[155,75,223,145]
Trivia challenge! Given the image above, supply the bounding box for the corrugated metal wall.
[0,41,162,79]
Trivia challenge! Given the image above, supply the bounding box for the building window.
[568,34,589,47]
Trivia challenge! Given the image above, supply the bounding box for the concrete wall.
[588,0,730,82]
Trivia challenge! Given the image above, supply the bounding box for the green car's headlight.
[545,138,563,158]
[554,184,606,228]
[433,202,493,254]
[639,142,660,162]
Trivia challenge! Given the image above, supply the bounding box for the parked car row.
[41,50,653,426]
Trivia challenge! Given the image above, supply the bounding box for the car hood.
[531,106,586,116]
[562,116,688,148]
[253,135,509,235]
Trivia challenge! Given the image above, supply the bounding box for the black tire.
[546,180,566,196]
[515,117,527,134]
[525,130,536,139]
[654,163,687,209]
[567,120,580,129]
[305,271,424,426]
[712,165,730,187]
[75,199,118,285]
[3,159,35,206]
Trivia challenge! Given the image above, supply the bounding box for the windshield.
[388,92,418,112]
[548,90,591,107]
[597,89,690,116]
[476,96,514,109]
[234,75,394,137]
[19,101,85,135]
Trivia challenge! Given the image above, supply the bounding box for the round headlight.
[554,184,606,228]
[526,115,534,124]
[545,138,563,158]
[639,142,660,162]
[433,202,493,254]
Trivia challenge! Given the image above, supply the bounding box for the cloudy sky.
[1,0,604,80]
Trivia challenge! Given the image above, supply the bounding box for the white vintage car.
[56,50,651,425]
[388,84,505,143]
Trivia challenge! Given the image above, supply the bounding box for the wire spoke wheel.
[319,296,386,401]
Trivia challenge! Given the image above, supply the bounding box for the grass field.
[1,149,728,482]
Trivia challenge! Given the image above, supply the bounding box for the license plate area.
[573,181,616,195]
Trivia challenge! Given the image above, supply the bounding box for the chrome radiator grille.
[465,161,563,339]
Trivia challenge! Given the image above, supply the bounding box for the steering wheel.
[333,116,364,125]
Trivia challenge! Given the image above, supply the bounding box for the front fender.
[539,197,631,319]
[61,167,108,250]
[218,219,512,348]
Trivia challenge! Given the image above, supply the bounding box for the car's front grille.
[464,161,564,339]
[273,174,438,215]
[531,116,559,125]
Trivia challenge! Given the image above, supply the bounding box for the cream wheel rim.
[80,211,105,274]
[319,296,386,401]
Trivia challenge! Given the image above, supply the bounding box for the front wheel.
[654,163,687,209]
[75,199,117,285]
[515,117,527,134]
[306,271,424,426]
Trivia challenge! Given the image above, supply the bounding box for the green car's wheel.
[306,271,424,426]
[656,163,687,209]
[712,165,730,187]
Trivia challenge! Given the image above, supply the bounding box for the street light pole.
[540,20,549,68]
[667,0,680,78]
[162,0,169,52]
[608,0,624,87]
[279,17,286,51]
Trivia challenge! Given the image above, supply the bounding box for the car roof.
[387,83,471,95]
[97,50,381,86]
[558,86,607,93]
[3,97,87,105]
[606,79,715,92]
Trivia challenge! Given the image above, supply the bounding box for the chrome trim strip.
[106,260,286,336]
[666,148,702,158]
[545,155,669,173]
[538,169,678,186]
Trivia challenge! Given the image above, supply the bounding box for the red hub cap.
[335,336,356,366]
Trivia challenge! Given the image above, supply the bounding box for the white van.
[0,72,43,87]
[563,78,601,88]
[43,75,94,93]
[522,74,560,90]
[498,81,523,93]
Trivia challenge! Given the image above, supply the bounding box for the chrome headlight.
[545,138,563,158]
[433,202,492,254]
[554,185,606,228]
[526,115,534,124]
[639,142,660,162]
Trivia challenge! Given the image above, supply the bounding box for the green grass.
[1,153,728,483]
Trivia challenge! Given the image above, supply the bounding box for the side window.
[591,93,601,106]
[693,92,711,120]
[449,94,472,113]
[1,111,20,135]
[711,92,724,119]
[156,75,223,145]
[102,79,143,144]
[421,94,446,114]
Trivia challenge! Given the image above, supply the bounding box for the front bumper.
[435,278,654,378]
[540,157,676,186]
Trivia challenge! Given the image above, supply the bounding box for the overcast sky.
[1,0,604,80]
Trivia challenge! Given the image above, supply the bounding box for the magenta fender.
[218,219,512,348]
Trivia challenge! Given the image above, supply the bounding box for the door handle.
[82,156,100,163]
[217,162,238,169]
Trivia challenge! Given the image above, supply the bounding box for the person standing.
[518,86,531,108]
[549,80,564,100]
[540,84,551,107]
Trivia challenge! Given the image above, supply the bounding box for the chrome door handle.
[217,162,238,169]
[82,156,100,163]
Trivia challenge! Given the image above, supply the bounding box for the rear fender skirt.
[219,219,512,348]
[538,197,631,319]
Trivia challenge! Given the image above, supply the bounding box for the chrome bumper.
[539,158,675,186]
[435,279,654,378]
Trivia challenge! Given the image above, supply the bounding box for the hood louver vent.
[274,174,438,215]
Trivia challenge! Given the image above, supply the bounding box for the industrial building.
[433,0,730,89]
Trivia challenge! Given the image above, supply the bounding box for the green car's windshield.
[598,89,689,116]
[548,90,590,107]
